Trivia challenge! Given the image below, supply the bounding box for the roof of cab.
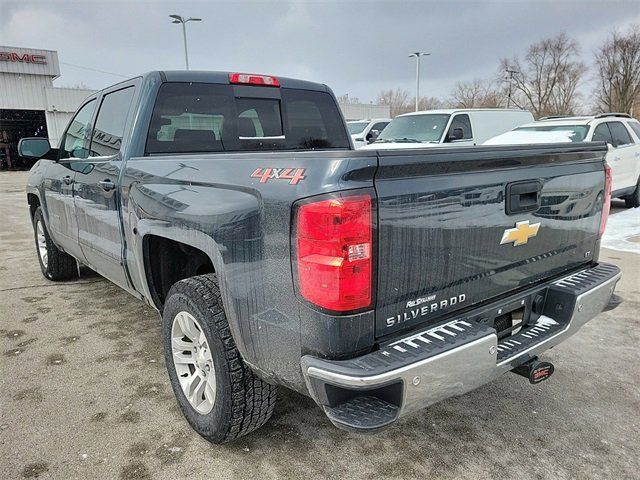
[158,70,329,92]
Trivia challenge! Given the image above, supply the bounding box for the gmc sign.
[0,51,47,64]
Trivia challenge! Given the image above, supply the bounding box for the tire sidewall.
[32,207,52,279]
[163,287,233,443]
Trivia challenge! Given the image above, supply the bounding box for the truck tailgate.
[374,144,607,337]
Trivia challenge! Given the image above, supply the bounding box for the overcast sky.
[1,0,638,102]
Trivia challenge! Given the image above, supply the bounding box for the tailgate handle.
[506,180,542,215]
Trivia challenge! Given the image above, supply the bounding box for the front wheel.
[32,207,77,281]
[163,274,277,443]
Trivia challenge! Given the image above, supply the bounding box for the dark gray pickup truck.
[20,71,621,443]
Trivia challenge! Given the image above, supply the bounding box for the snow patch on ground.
[602,208,640,254]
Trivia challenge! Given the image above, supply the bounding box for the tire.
[32,206,77,281]
[624,179,640,208]
[163,274,277,443]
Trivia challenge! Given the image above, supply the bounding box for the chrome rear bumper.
[301,263,621,432]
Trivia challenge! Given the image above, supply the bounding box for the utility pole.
[506,68,519,108]
[409,52,430,112]
[169,14,202,70]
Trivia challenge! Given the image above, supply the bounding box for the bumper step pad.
[324,396,399,432]
[496,316,564,363]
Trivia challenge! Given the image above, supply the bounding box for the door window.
[445,114,473,142]
[60,100,96,159]
[608,122,633,147]
[89,87,135,157]
[592,123,614,144]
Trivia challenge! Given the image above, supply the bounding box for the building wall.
[0,72,52,110]
[339,103,391,121]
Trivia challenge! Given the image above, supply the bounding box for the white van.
[361,109,534,150]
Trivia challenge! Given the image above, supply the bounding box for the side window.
[60,100,96,159]
[89,87,135,157]
[627,120,640,140]
[446,114,473,141]
[608,121,633,147]
[372,122,388,132]
[146,83,235,155]
[592,123,614,144]
[281,89,350,149]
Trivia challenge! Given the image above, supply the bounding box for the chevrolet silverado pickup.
[20,71,621,443]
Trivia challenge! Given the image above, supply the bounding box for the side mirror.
[448,128,464,141]
[18,137,52,159]
[367,129,380,143]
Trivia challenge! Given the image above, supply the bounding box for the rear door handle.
[98,179,116,191]
[62,175,73,185]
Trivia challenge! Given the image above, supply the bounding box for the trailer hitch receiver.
[512,357,554,384]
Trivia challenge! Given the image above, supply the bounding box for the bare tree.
[417,96,448,110]
[336,93,361,105]
[500,33,587,118]
[450,78,505,108]
[377,88,412,117]
[594,24,640,116]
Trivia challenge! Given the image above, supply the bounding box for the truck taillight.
[599,163,612,237]
[293,193,373,313]
[229,72,280,87]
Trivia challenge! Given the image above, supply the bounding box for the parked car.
[21,71,620,443]
[485,114,640,208]
[361,108,534,150]
[347,118,391,148]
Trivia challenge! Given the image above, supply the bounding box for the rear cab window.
[145,82,349,155]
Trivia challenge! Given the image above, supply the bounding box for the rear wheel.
[163,274,277,443]
[624,179,640,208]
[32,207,77,281]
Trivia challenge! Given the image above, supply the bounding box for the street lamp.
[169,14,202,70]
[409,52,430,112]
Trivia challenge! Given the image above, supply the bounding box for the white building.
[338,102,390,121]
[0,46,95,169]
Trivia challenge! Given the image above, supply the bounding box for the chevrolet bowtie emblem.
[500,220,541,246]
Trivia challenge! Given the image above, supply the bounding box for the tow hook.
[512,357,554,384]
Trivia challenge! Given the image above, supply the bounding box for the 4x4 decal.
[250,168,306,185]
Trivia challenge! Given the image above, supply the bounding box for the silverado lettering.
[388,294,467,327]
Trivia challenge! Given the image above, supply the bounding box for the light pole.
[506,68,519,108]
[169,14,202,70]
[409,52,430,112]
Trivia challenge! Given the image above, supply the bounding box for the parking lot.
[0,170,638,480]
